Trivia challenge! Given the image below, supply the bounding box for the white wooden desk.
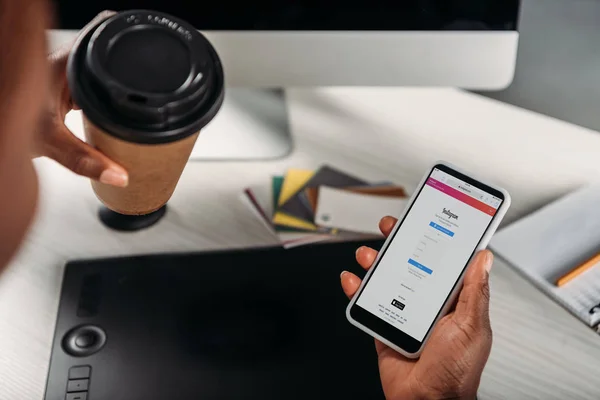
[2,88,600,399]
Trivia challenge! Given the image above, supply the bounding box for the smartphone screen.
[349,164,504,352]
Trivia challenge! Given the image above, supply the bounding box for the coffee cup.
[67,10,224,230]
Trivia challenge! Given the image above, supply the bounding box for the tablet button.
[62,325,106,357]
[66,393,87,400]
[75,333,97,349]
[67,379,89,392]
[68,366,91,379]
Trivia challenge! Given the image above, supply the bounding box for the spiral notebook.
[490,185,600,334]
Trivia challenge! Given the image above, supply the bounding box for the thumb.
[43,125,128,187]
[454,250,493,327]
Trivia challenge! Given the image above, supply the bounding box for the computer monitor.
[51,2,521,159]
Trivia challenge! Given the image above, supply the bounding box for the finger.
[379,216,397,237]
[43,125,128,186]
[454,250,493,324]
[340,271,362,299]
[356,246,378,270]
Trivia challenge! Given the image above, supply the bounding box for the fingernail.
[99,168,128,187]
[484,251,494,273]
[340,271,348,279]
[356,247,363,257]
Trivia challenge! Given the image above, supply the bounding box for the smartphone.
[346,161,511,358]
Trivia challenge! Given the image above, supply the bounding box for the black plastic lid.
[67,10,225,144]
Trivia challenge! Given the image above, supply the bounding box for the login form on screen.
[356,168,501,341]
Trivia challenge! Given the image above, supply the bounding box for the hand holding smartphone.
[346,161,510,358]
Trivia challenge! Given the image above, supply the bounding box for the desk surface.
[2,88,600,400]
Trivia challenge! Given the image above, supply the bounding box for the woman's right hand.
[341,216,494,400]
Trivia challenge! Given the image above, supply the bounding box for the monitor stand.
[189,88,294,161]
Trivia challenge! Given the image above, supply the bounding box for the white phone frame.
[346,160,511,359]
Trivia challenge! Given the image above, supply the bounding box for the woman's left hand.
[32,11,128,187]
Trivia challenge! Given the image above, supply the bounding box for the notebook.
[490,185,600,333]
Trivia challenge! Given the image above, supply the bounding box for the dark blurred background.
[53,1,519,30]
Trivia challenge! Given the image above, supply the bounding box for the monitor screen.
[54,1,520,31]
